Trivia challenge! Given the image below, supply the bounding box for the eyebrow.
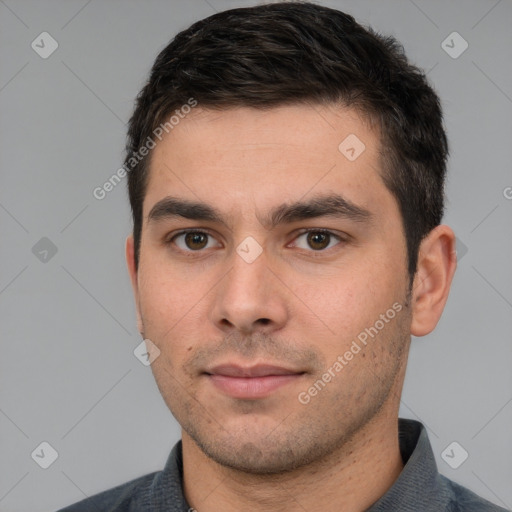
[147,193,373,230]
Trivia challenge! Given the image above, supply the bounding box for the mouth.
[204,364,306,399]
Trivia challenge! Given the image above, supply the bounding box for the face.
[127,104,413,473]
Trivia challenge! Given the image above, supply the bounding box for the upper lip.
[206,364,304,377]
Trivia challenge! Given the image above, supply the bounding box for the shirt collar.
[367,419,450,511]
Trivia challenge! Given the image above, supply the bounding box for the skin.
[126,103,457,512]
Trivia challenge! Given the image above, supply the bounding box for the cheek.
[138,254,204,321]
[292,257,404,349]
[137,259,214,358]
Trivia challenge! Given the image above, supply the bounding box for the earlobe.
[125,235,144,335]
[410,225,457,337]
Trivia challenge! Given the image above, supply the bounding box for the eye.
[170,230,221,252]
[291,230,344,251]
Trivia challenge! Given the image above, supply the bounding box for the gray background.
[1,0,511,510]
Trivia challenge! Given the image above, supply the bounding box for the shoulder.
[57,441,186,511]
[56,471,158,512]
[441,474,510,512]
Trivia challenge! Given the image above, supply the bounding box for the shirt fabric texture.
[57,419,508,511]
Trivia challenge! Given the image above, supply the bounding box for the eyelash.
[164,228,347,257]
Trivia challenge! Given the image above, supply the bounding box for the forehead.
[143,104,398,227]
[151,104,377,167]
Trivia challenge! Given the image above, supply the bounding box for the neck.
[182,406,404,512]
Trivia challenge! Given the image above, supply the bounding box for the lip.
[208,364,301,377]
[205,364,305,399]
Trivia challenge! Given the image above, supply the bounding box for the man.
[59,2,508,511]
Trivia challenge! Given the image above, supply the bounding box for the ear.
[410,224,457,337]
[126,235,144,335]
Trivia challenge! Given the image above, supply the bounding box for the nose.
[211,244,289,335]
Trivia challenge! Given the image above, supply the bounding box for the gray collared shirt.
[58,419,508,511]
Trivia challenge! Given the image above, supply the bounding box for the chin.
[187,425,331,475]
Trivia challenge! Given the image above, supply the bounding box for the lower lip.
[208,374,302,399]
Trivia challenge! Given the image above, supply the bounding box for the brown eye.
[306,232,331,250]
[292,230,343,252]
[184,232,209,250]
[170,231,220,252]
